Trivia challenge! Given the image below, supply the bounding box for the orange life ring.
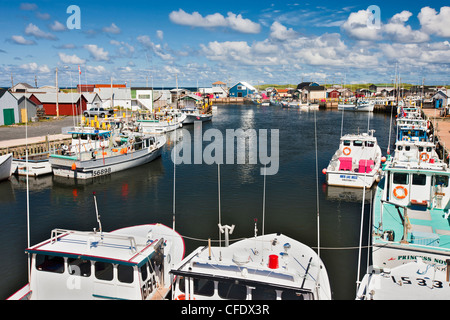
[393,186,408,199]
[420,152,429,162]
[343,147,351,156]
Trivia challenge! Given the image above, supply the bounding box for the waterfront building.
[228,81,257,98]
[0,89,19,125]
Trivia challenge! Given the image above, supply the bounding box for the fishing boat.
[180,107,212,124]
[0,153,12,181]
[355,100,375,112]
[137,113,186,134]
[11,153,53,177]
[8,218,185,300]
[371,140,450,269]
[324,130,382,188]
[170,226,332,300]
[356,259,450,300]
[338,100,374,112]
[49,128,165,179]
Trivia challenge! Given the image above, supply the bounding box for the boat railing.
[50,228,138,253]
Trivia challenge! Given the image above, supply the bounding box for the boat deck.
[373,181,450,254]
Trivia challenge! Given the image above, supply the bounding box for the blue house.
[229,81,257,98]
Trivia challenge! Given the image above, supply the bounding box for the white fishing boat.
[137,113,186,134]
[0,153,13,181]
[355,100,375,112]
[356,259,450,300]
[49,128,165,179]
[11,153,53,177]
[170,226,332,300]
[324,130,382,188]
[180,108,213,124]
[338,100,374,112]
[8,220,185,300]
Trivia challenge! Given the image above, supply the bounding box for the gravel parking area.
[0,116,78,141]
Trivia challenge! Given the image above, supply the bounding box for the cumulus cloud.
[102,23,121,34]
[25,23,57,40]
[9,35,36,45]
[341,9,382,41]
[84,44,110,61]
[20,3,38,11]
[418,6,450,37]
[169,9,260,34]
[383,11,430,43]
[20,62,50,73]
[110,40,135,57]
[269,21,298,41]
[137,35,174,61]
[58,52,86,65]
[50,21,66,31]
[156,30,164,40]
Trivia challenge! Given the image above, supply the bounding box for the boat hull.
[50,147,162,179]
[326,170,380,188]
[0,153,12,181]
[11,158,52,177]
[183,114,212,124]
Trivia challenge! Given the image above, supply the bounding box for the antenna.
[314,108,320,257]
[93,192,102,233]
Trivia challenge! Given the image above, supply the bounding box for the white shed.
[0,90,19,125]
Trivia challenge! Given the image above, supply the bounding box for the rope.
[178,234,374,251]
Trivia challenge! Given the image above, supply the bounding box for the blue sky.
[0,1,449,88]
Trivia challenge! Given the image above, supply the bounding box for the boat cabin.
[383,162,450,210]
[67,128,111,154]
[337,132,378,173]
[21,226,171,300]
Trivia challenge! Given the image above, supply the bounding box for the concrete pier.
[0,134,71,158]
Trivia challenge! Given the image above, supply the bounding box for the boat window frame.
[393,172,409,185]
[35,254,65,274]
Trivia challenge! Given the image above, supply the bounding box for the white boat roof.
[171,233,330,297]
[26,224,184,267]
[340,131,377,142]
[357,260,450,300]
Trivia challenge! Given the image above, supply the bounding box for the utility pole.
[56,68,59,118]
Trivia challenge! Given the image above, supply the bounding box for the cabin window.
[343,140,351,146]
[418,146,423,152]
[393,173,408,185]
[412,174,427,186]
[405,146,410,151]
[434,175,449,188]
[72,134,79,139]
[118,265,134,284]
[353,141,363,147]
[251,286,277,300]
[68,258,91,277]
[397,146,403,151]
[140,264,148,281]
[427,147,432,152]
[35,254,65,274]
[177,276,185,293]
[193,278,214,296]
[218,281,247,300]
[281,290,313,300]
[95,262,113,281]
[365,141,374,147]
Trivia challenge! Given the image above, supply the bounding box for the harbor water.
[0,104,396,300]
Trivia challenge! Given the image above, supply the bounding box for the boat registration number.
[340,175,357,180]
[93,167,112,177]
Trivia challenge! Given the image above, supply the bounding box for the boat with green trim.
[49,127,165,179]
[371,140,450,269]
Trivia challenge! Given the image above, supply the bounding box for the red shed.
[30,93,87,116]
[328,89,340,99]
